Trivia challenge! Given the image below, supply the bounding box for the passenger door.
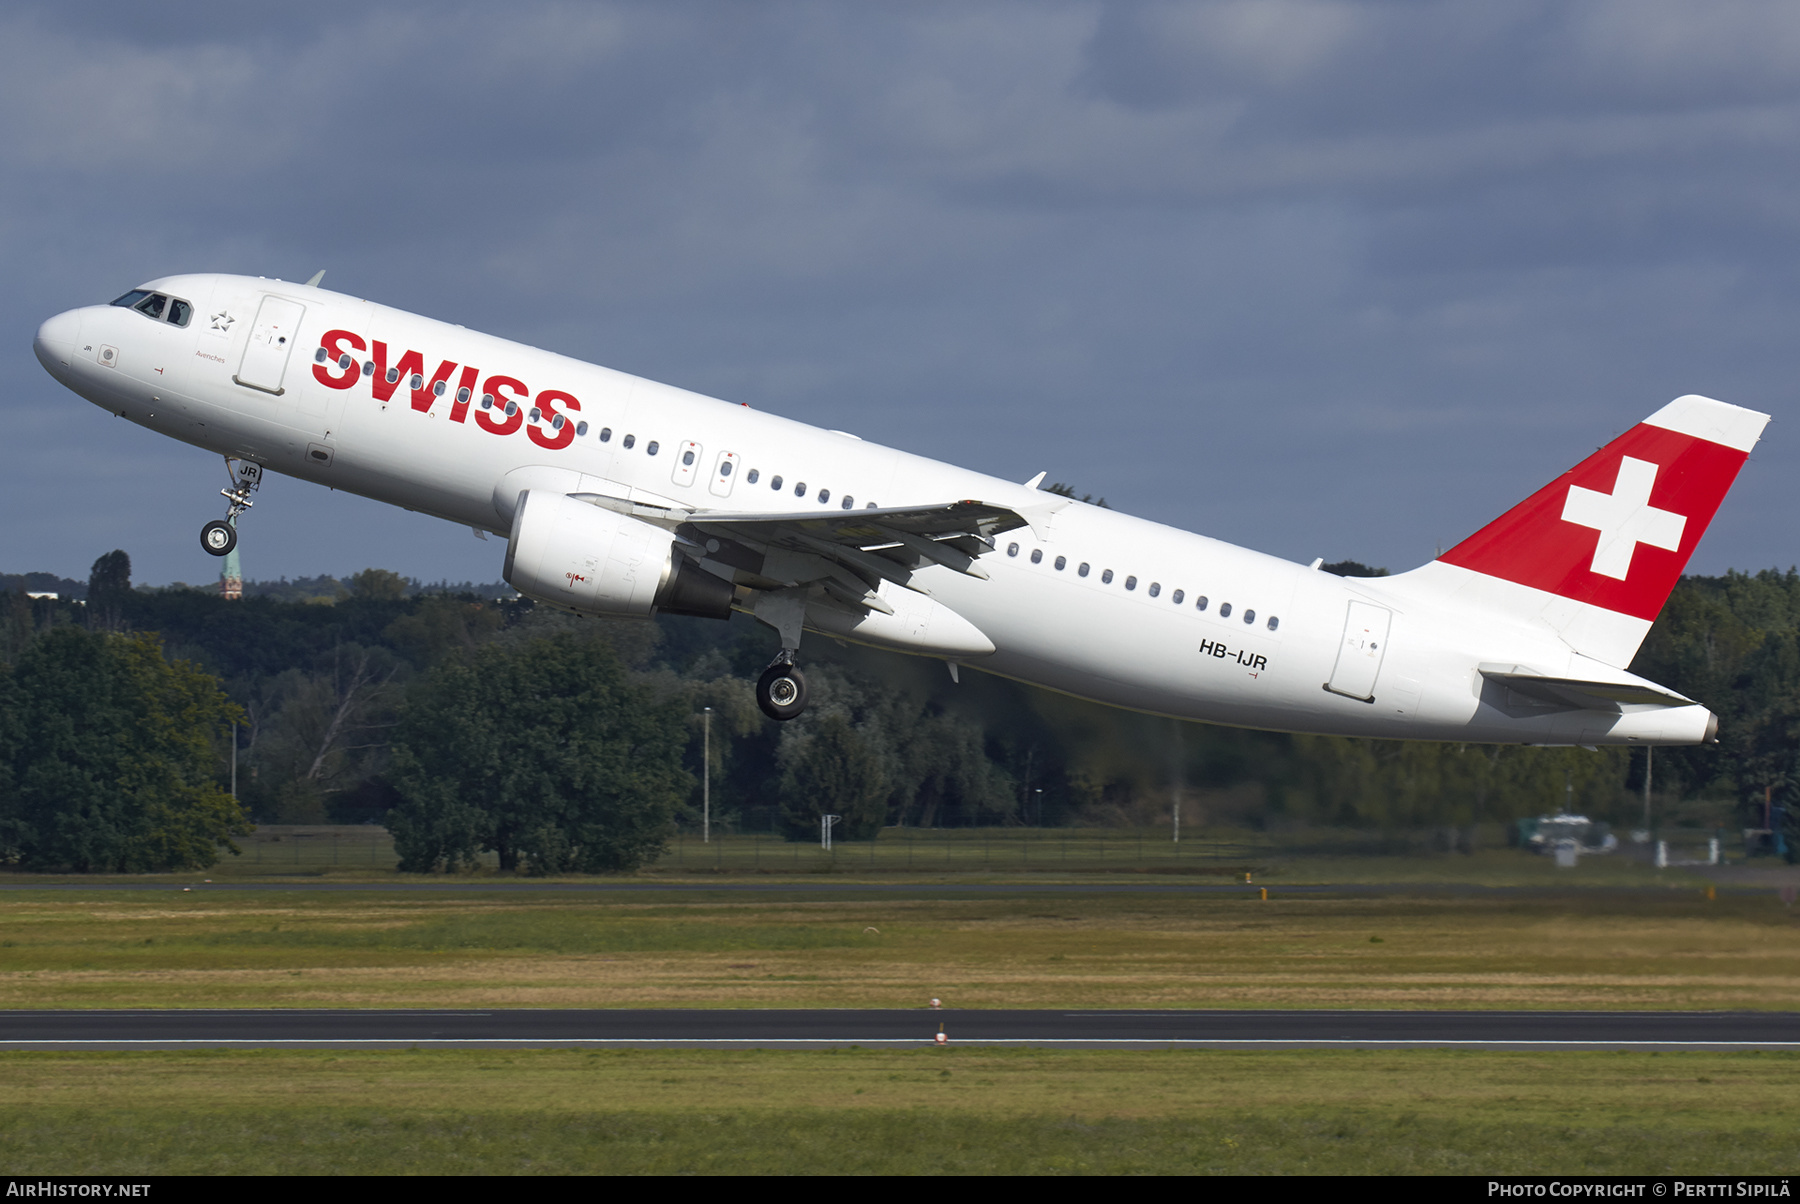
[1326,600,1391,701]
[234,295,305,394]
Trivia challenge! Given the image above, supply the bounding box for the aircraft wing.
[684,500,1027,610]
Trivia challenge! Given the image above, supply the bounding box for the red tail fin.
[1437,395,1768,621]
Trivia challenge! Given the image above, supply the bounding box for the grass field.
[4,835,1794,1174]
[1,882,1795,1010]
[0,1047,1793,1174]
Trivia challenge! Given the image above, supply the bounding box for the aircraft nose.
[33,309,81,371]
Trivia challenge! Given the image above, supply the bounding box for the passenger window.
[1007,543,1019,557]
[1219,603,1232,618]
[529,408,541,422]
[362,361,374,376]
[505,401,518,416]
[1243,609,1255,625]
[747,469,759,484]
[841,495,853,508]
[771,475,783,490]
[1148,582,1160,597]
[795,482,806,496]
[1101,570,1114,584]
[682,449,695,466]
[866,502,877,508]
[1196,596,1208,611]
[623,434,636,449]
[1172,589,1184,604]
[409,373,423,390]
[387,367,400,384]
[600,427,611,441]
[1078,563,1090,577]
[481,395,494,409]
[314,347,327,363]
[1054,556,1066,571]
[722,462,734,476]
[1125,576,1137,590]
[1030,549,1042,564]
[553,414,566,430]
[338,355,353,370]
[1267,616,1279,631]
[456,386,471,403]
[167,299,192,326]
[576,421,589,437]
[647,441,660,455]
[433,380,447,397]
[818,489,829,504]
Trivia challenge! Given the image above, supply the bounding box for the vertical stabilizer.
[1401,395,1768,667]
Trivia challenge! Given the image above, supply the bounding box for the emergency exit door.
[1326,600,1391,701]
[234,295,305,395]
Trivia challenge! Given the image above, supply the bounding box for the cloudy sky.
[6,1,1798,587]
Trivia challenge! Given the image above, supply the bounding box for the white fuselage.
[32,273,1715,745]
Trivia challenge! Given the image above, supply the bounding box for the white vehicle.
[33,274,1767,740]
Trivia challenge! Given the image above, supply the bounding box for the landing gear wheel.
[200,520,237,557]
[756,662,808,721]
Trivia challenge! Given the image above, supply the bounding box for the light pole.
[702,706,712,844]
[229,720,237,800]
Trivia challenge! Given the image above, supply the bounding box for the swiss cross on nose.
[1560,456,1686,580]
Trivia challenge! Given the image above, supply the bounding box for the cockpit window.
[112,290,191,327]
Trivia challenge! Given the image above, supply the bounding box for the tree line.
[2,550,1796,872]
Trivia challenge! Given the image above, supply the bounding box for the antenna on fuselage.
[304,270,325,287]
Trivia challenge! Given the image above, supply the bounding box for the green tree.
[778,710,890,840]
[0,628,249,871]
[386,634,688,873]
[0,590,32,666]
[350,568,407,602]
[87,550,131,633]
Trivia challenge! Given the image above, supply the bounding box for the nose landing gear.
[201,459,262,558]
[200,519,236,556]
[756,654,808,721]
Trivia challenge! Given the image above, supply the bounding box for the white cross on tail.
[1560,456,1686,580]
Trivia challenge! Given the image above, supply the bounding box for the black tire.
[756,662,808,721]
[200,519,237,557]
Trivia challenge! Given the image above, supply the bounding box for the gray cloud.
[3,0,1797,587]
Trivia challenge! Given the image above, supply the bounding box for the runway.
[2,1008,1795,1050]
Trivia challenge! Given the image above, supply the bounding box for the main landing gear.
[201,459,262,557]
[756,654,809,721]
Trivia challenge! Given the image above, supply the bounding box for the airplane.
[32,273,1768,745]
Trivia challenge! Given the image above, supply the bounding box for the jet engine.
[503,489,734,620]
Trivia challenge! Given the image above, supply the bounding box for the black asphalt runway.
[2,1009,1795,1050]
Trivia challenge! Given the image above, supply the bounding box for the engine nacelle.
[503,489,734,620]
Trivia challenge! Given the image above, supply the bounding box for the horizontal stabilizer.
[1478,665,1694,711]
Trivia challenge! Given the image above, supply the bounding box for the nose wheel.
[202,458,262,558]
[757,658,808,721]
[200,520,237,557]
